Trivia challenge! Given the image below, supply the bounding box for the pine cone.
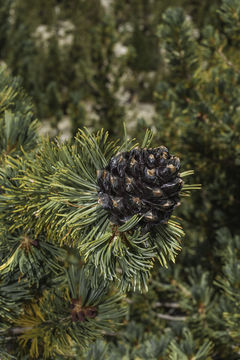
[70,298,98,322]
[97,146,183,232]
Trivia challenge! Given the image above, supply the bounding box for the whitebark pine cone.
[97,146,183,232]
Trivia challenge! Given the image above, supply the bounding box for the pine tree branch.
[153,302,180,308]
[156,313,186,321]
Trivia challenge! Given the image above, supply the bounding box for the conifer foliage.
[1,0,240,358]
[0,67,197,358]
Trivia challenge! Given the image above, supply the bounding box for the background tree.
[0,0,222,136]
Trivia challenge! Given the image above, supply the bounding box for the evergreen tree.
[0,0,222,135]
[0,66,197,358]
[0,0,240,358]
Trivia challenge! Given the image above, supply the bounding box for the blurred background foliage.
[0,0,221,136]
[0,0,240,358]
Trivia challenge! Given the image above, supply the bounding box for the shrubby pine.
[0,67,197,358]
[0,0,240,359]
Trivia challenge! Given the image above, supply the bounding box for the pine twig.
[157,313,186,321]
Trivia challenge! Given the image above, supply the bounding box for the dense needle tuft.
[97,146,183,232]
